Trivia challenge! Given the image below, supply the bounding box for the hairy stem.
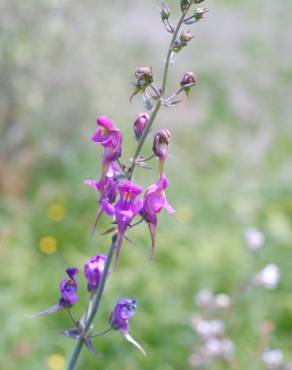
[67,4,192,369]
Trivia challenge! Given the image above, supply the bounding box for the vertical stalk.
[67,4,192,369]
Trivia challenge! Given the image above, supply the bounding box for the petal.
[148,222,157,260]
[97,115,114,130]
[83,179,99,190]
[163,199,175,214]
[101,199,115,216]
[91,128,103,142]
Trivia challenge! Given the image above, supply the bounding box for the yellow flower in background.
[176,206,192,224]
[47,203,65,222]
[47,353,65,370]
[39,236,58,255]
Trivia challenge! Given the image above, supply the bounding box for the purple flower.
[31,267,79,317]
[133,112,149,140]
[84,255,107,292]
[92,115,122,172]
[59,267,79,307]
[102,181,143,266]
[109,298,145,355]
[152,129,171,174]
[84,164,120,233]
[141,174,175,257]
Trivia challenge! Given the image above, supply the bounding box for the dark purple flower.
[101,181,143,266]
[84,255,107,292]
[31,267,79,317]
[152,129,171,174]
[59,267,79,308]
[109,298,145,355]
[141,174,175,257]
[92,115,122,172]
[133,112,149,140]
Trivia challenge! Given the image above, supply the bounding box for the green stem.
[128,4,192,180]
[67,236,117,370]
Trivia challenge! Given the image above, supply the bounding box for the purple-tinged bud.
[152,129,171,164]
[131,67,154,101]
[84,255,107,292]
[133,112,149,140]
[160,3,170,21]
[109,298,137,333]
[180,30,193,43]
[180,72,197,96]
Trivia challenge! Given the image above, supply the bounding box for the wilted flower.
[253,264,280,289]
[92,116,122,173]
[133,112,149,140]
[109,298,145,355]
[32,268,79,317]
[245,228,265,251]
[84,255,107,292]
[140,174,175,257]
[263,349,284,369]
[102,181,143,266]
[152,129,171,174]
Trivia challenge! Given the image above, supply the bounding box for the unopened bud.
[194,7,209,21]
[135,66,153,85]
[133,112,149,140]
[160,3,170,21]
[180,0,191,12]
[180,72,197,95]
[153,129,171,174]
[180,30,193,43]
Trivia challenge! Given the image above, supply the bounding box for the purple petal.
[29,304,62,317]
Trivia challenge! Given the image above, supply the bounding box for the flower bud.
[133,112,149,140]
[180,72,197,96]
[84,255,107,292]
[180,30,193,44]
[180,0,191,12]
[160,3,170,21]
[109,298,137,333]
[152,129,171,162]
[194,7,209,21]
[135,66,153,85]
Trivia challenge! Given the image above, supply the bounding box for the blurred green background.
[1,0,292,369]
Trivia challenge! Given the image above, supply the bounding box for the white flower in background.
[205,338,222,357]
[221,338,234,360]
[245,228,265,251]
[214,293,231,309]
[254,264,280,289]
[195,289,214,308]
[263,349,283,369]
[194,319,225,339]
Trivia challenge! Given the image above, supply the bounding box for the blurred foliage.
[1,0,292,369]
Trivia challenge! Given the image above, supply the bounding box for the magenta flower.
[92,115,122,172]
[101,181,143,266]
[84,255,107,292]
[84,163,120,233]
[109,298,145,355]
[141,174,175,257]
[133,112,149,140]
[32,268,79,317]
